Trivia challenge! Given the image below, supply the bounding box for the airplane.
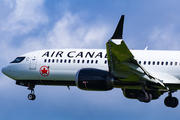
[2,15,180,108]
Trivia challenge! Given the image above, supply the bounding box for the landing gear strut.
[164,91,178,108]
[27,83,36,100]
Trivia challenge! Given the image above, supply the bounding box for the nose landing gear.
[28,90,36,100]
[27,83,36,100]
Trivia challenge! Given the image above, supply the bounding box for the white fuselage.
[2,49,180,85]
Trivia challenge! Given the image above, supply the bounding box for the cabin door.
[29,52,39,70]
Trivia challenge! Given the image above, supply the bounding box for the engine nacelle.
[75,68,114,91]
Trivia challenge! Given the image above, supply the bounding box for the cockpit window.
[11,57,25,63]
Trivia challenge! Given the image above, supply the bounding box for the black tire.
[137,91,149,102]
[164,96,175,107]
[28,94,36,100]
[144,93,152,103]
[28,94,33,100]
[171,97,178,108]
[32,94,36,100]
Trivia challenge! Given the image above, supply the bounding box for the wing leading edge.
[106,15,168,90]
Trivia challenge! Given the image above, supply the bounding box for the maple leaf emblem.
[39,66,49,77]
[41,67,48,74]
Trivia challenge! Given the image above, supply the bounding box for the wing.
[106,15,168,89]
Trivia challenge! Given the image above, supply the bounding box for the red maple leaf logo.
[41,67,48,74]
[39,66,49,77]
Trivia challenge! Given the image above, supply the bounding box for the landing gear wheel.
[137,91,149,102]
[144,93,152,103]
[164,96,178,108]
[137,90,152,103]
[27,83,36,100]
[28,94,36,100]
[164,96,172,107]
[171,97,178,108]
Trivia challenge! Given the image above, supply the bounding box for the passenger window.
[139,61,141,64]
[48,59,51,63]
[157,61,159,65]
[166,62,168,65]
[77,60,80,63]
[68,59,71,63]
[56,59,59,63]
[73,60,75,63]
[170,62,173,65]
[175,62,177,66]
[95,60,98,64]
[82,60,84,63]
[87,60,89,63]
[148,61,151,65]
[161,62,164,65]
[52,59,54,63]
[105,60,107,64]
[64,59,67,63]
[60,59,63,63]
[144,61,146,65]
[91,60,93,63]
[44,59,47,63]
[153,61,155,65]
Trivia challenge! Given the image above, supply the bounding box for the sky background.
[1,0,180,120]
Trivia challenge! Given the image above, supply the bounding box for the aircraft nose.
[2,66,10,76]
[2,67,5,74]
[2,65,21,80]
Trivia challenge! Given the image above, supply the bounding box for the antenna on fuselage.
[111,15,124,39]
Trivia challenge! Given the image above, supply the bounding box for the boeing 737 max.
[2,15,180,108]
